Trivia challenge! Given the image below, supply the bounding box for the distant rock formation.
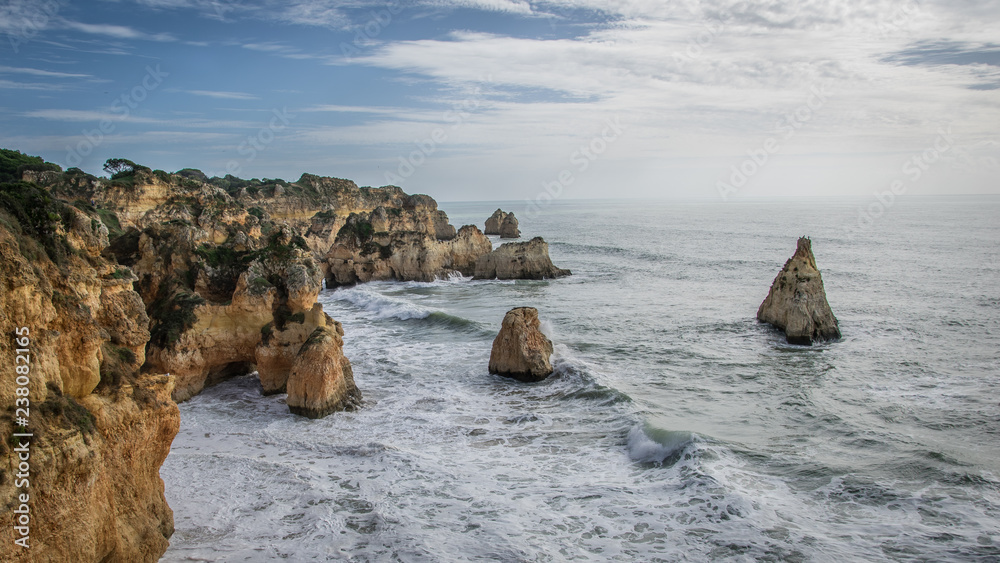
[286,323,362,418]
[757,237,841,345]
[489,307,554,382]
[484,208,507,235]
[474,237,571,280]
[499,212,520,239]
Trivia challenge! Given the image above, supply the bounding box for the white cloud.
[185,90,260,100]
[61,20,177,42]
[0,66,92,79]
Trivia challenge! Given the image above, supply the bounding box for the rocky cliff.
[757,237,841,345]
[0,149,573,559]
[0,169,178,562]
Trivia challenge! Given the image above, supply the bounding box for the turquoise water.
[161,197,1000,561]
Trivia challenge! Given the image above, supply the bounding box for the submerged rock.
[489,307,554,382]
[286,323,362,418]
[484,208,508,235]
[757,237,841,345]
[474,237,571,280]
[499,212,520,239]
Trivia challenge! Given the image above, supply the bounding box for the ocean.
[160,197,1000,562]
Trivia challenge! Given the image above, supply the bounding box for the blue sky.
[1,0,998,202]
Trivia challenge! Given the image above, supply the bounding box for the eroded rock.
[474,237,571,280]
[286,323,362,418]
[757,237,841,345]
[488,307,554,382]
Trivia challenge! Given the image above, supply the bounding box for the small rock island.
[489,307,555,382]
[757,237,841,345]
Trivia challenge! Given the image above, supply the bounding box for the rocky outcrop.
[499,213,520,239]
[484,208,507,235]
[286,323,362,418]
[325,216,492,285]
[757,237,841,345]
[474,237,571,280]
[0,178,178,562]
[488,307,554,382]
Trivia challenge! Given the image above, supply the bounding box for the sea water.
[161,197,1000,561]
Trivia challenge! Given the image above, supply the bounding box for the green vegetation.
[148,279,206,347]
[248,207,265,219]
[337,219,375,244]
[261,322,274,345]
[0,180,73,264]
[38,387,96,435]
[175,168,208,183]
[0,149,60,183]
[96,208,123,238]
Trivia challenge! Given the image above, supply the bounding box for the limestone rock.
[484,208,508,235]
[286,324,362,418]
[499,213,520,239]
[0,190,178,562]
[488,307,554,382]
[474,237,571,280]
[757,237,841,345]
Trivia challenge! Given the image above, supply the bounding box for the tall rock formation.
[499,212,521,239]
[757,237,841,345]
[0,176,178,562]
[488,307,554,382]
[474,237,571,280]
[484,208,508,235]
[286,323,362,418]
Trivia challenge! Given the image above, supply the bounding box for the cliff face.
[2,150,573,560]
[757,237,840,345]
[0,179,178,562]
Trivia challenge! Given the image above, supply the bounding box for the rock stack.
[286,323,362,418]
[489,307,554,382]
[474,237,571,280]
[484,208,507,235]
[757,237,841,345]
[499,213,520,238]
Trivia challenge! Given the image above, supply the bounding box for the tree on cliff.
[103,158,140,179]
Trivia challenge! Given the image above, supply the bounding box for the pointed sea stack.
[489,307,554,382]
[757,237,840,345]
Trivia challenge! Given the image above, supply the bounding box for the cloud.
[185,89,260,100]
[61,20,177,42]
[0,66,91,79]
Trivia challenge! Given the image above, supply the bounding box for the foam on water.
[162,198,1000,562]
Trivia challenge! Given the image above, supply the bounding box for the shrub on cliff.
[1,148,61,183]
[0,180,73,263]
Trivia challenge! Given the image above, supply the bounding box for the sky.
[0,0,998,202]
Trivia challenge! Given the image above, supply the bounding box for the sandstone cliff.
[757,237,841,345]
[489,307,554,382]
[474,237,571,280]
[0,172,178,562]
